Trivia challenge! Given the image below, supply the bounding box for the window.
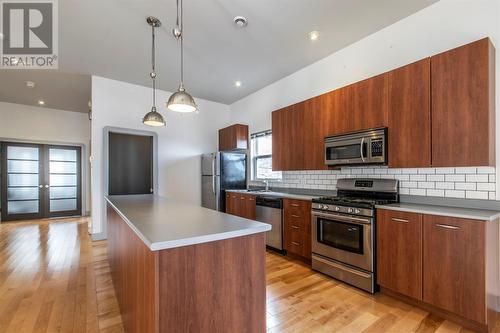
[250,131,282,180]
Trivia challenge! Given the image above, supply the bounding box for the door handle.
[436,224,460,230]
[211,157,216,195]
[391,218,409,223]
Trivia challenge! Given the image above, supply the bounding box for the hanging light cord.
[175,0,184,88]
[151,24,156,107]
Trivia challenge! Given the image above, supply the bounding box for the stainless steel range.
[311,178,399,293]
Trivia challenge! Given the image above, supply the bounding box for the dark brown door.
[376,210,423,300]
[244,194,256,220]
[108,133,153,195]
[1,142,82,221]
[352,73,388,131]
[431,38,495,167]
[388,59,431,168]
[423,215,486,323]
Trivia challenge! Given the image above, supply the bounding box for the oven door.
[311,211,373,272]
[325,138,367,166]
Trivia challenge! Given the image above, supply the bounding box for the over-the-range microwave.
[324,128,387,166]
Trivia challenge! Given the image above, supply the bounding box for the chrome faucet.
[263,180,269,192]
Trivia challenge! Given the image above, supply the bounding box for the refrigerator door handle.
[212,157,216,194]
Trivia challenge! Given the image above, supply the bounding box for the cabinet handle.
[249,198,255,201]
[291,225,300,229]
[436,224,460,230]
[290,203,300,207]
[291,214,301,218]
[241,197,245,200]
[391,218,409,223]
[291,241,300,246]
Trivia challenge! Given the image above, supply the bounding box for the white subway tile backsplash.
[477,183,495,191]
[427,189,445,197]
[445,190,466,198]
[477,167,495,174]
[436,182,455,190]
[466,191,489,200]
[455,167,476,174]
[466,174,489,183]
[410,174,426,181]
[455,182,476,191]
[273,166,496,200]
[418,182,435,189]
[445,174,465,182]
[410,188,426,196]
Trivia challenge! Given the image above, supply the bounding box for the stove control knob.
[335,206,340,212]
[347,208,354,213]
[323,205,329,210]
[354,209,361,214]
[318,204,324,209]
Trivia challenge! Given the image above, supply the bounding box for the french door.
[1,142,82,221]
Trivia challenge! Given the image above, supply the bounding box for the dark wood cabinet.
[376,210,423,300]
[219,124,249,151]
[351,73,388,131]
[431,38,495,167]
[283,199,311,260]
[225,192,256,220]
[272,102,305,171]
[423,215,486,324]
[388,59,431,168]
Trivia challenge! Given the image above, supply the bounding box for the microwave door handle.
[360,137,365,162]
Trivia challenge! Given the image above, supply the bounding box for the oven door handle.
[312,212,372,225]
[360,137,365,162]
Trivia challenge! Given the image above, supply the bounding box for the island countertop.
[105,194,271,251]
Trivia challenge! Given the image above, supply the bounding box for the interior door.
[1,142,43,221]
[45,145,82,218]
[1,142,82,221]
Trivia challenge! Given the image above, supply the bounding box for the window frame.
[250,130,281,181]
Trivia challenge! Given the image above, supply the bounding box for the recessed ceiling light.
[234,16,248,28]
[38,99,45,106]
[0,33,4,40]
[308,30,320,41]
[26,81,36,88]
[235,80,242,87]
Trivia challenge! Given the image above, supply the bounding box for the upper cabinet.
[431,38,495,167]
[351,73,388,131]
[388,59,431,168]
[219,124,249,151]
[271,38,495,171]
[272,102,305,171]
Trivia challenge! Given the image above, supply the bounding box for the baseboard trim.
[91,232,106,241]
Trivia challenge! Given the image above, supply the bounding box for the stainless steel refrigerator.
[201,152,247,212]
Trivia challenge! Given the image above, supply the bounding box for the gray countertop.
[226,189,320,201]
[106,195,271,251]
[376,203,500,221]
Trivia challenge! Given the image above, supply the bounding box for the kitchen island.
[105,195,271,333]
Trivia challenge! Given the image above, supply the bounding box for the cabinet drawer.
[283,199,311,259]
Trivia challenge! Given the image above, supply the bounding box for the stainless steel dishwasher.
[255,196,283,251]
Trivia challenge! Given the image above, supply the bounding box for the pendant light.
[143,16,166,127]
[166,0,198,113]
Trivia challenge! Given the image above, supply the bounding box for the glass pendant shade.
[143,107,165,126]
[167,85,197,113]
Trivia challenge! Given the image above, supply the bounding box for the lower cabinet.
[225,192,256,220]
[423,215,485,324]
[283,199,311,260]
[377,210,423,300]
[377,209,497,331]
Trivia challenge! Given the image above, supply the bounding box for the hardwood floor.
[0,217,498,333]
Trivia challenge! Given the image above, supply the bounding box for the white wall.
[230,0,500,198]
[0,101,91,213]
[91,76,231,236]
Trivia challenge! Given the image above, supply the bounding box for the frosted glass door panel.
[48,147,79,214]
[50,199,77,212]
[5,145,41,216]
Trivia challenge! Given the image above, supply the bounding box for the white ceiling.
[0,0,438,112]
